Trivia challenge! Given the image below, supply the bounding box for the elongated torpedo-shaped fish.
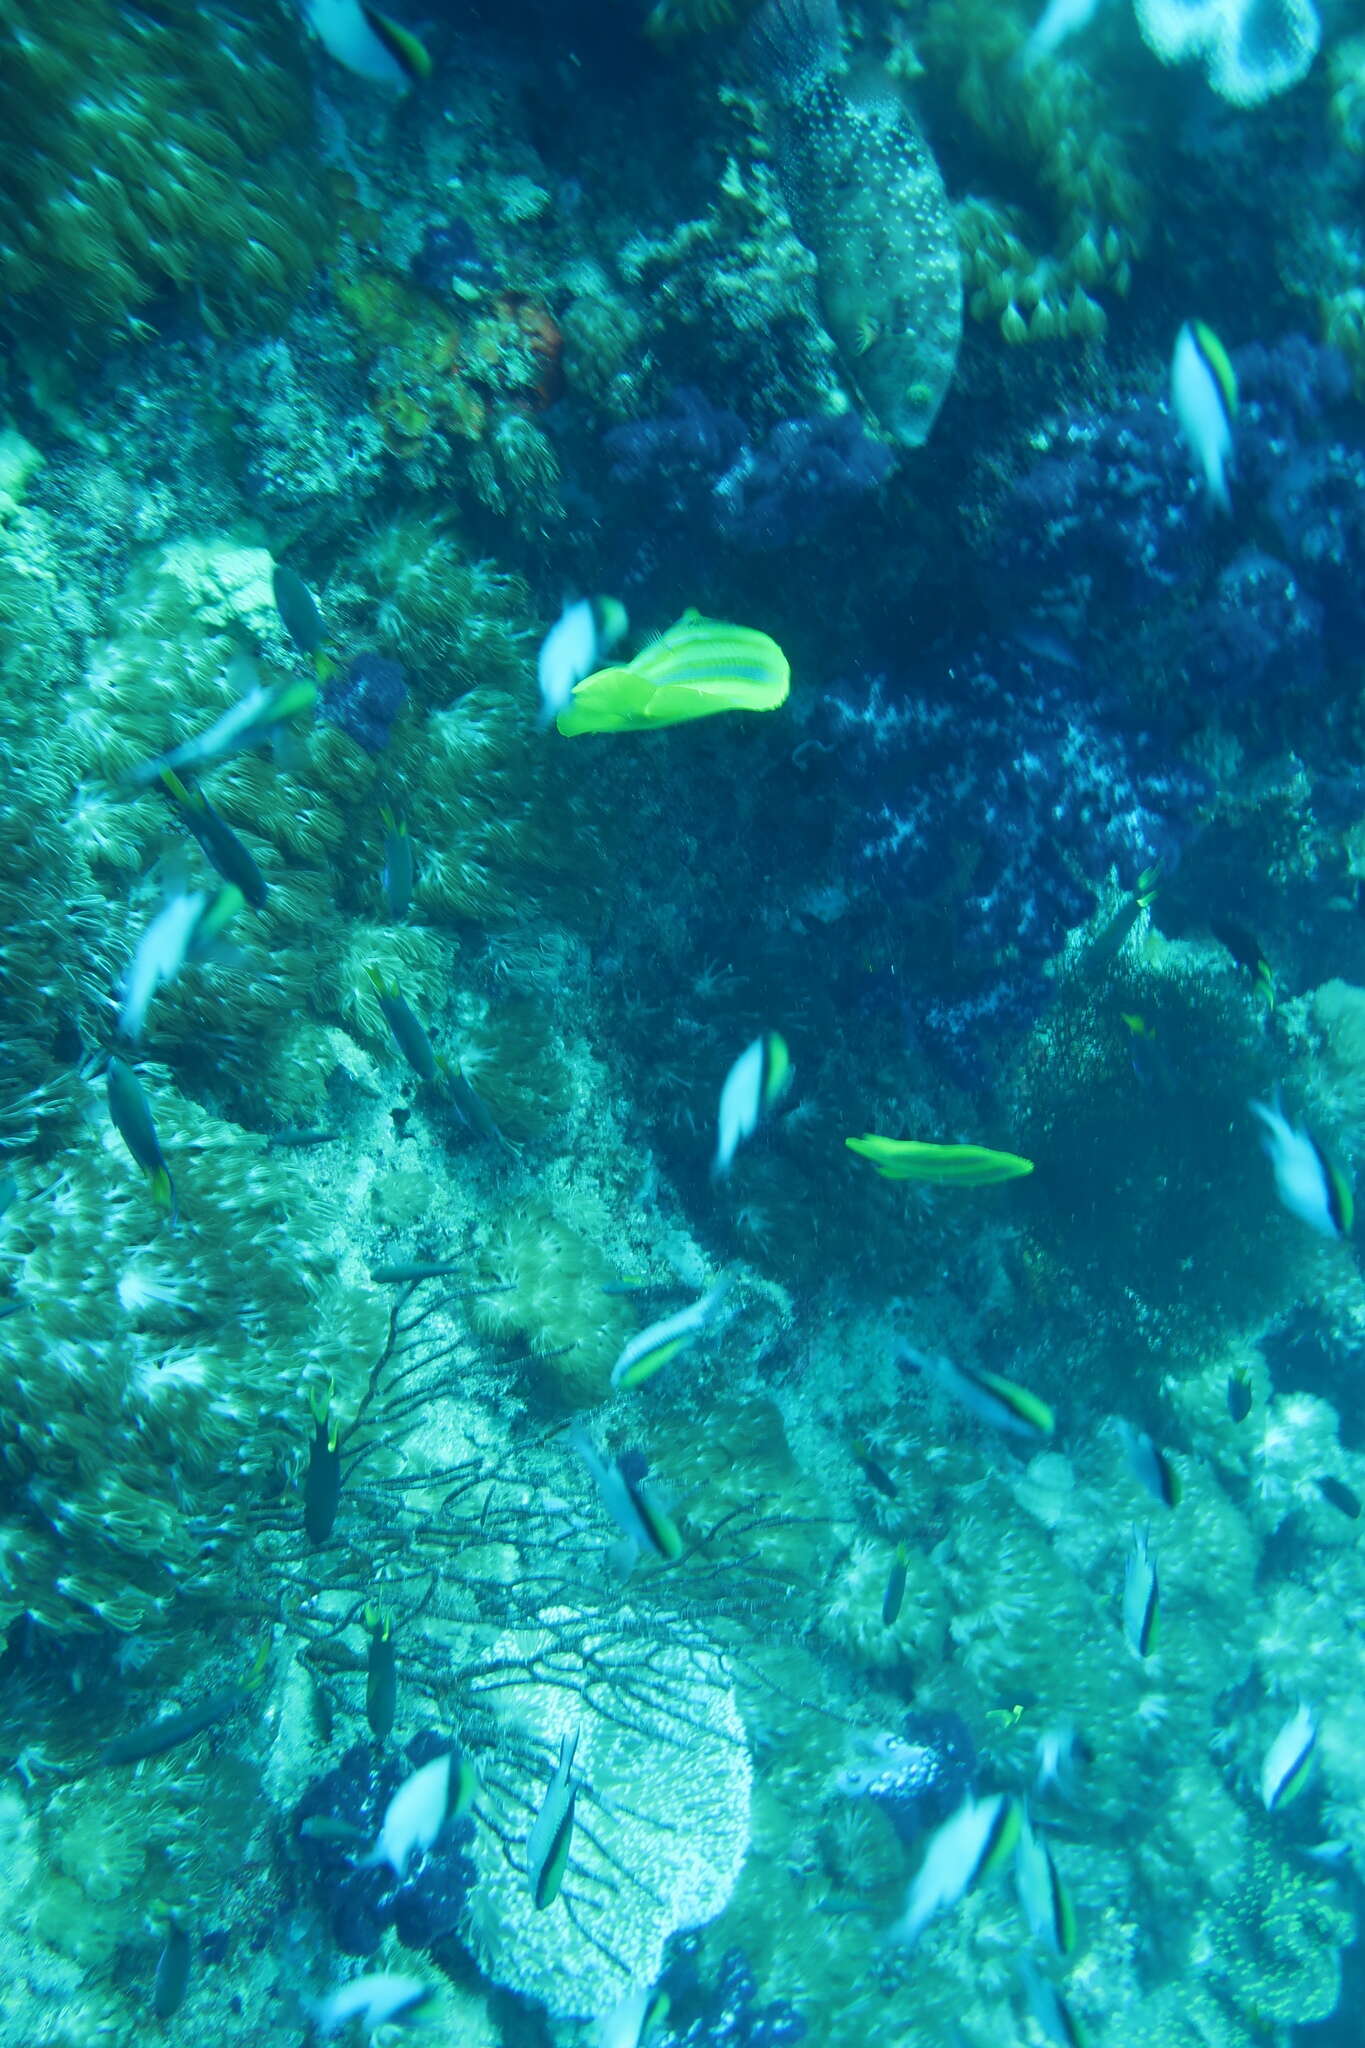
[610,1275,733,1391]
[526,1729,579,1909]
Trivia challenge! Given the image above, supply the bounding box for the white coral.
[466,1613,751,2018]
[1134,0,1320,106]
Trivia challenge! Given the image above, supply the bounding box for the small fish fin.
[158,767,197,810]
[1326,1154,1355,1238]
[1133,859,1161,907]
[1192,320,1238,416]
[150,1166,178,1230]
[362,4,433,79]
[453,1754,479,1815]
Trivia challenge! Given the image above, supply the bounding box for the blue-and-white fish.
[303,0,431,86]
[1122,1526,1159,1659]
[119,891,207,1044]
[1021,0,1102,65]
[901,1346,1054,1442]
[1171,320,1237,513]
[609,1274,732,1391]
[381,807,414,920]
[1014,1815,1077,1957]
[594,1988,667,2048]
[1251,1097,1353,1241]
[537,597,627,730]
[1019,1957,1088,2048]
[890,1793,1020,1946]
[526,1729,579,1910]
[1117,1422,1181,1509]
[570,1424,683,1578]
[128,656,316,787]
[311,1972,433,2037]
[357,1752,474,1880]
[1261,1702,1317,1812]
[713,1031,790,1179]
[118,885,243,1042]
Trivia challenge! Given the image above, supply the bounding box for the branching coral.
[617,102,842,418]
[397,685,599,928]
[0,0,327,339]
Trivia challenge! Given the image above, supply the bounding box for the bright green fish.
[845,1135,1034,1185]
[556,609,789,736]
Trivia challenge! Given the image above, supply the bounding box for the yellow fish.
[556,609,789,736]
[845,1135,1034,1185]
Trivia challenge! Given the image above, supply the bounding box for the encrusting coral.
[5,3,1365,2039]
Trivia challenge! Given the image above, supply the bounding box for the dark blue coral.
[992,335,1365,747]
[602,387,891,583]
[820,640,1205,1065]
[323,652,407,754]
[661,1937,807,2047]
[294,1733,476,1957]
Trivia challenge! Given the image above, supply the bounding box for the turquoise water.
[1,0,1363,2041]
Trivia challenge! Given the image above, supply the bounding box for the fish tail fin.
[151,1166,178,1230]
[313,650,338,683]
[745,0,840,101]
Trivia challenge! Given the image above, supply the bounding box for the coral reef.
[604,388,893,580]
[1135,0,1321,106]
[323,652,408,755]
[464,1619,751,2018]
[5,1,1365,2040]
[921,0,1146,344]
[0,0,326,340]
[470,1201,633,1409]
[1,1069,384,1633]
[812,654,1205,1069]
[296,1736,477,1955]
[992,335,1365,750]
[661,1940,808,2046]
